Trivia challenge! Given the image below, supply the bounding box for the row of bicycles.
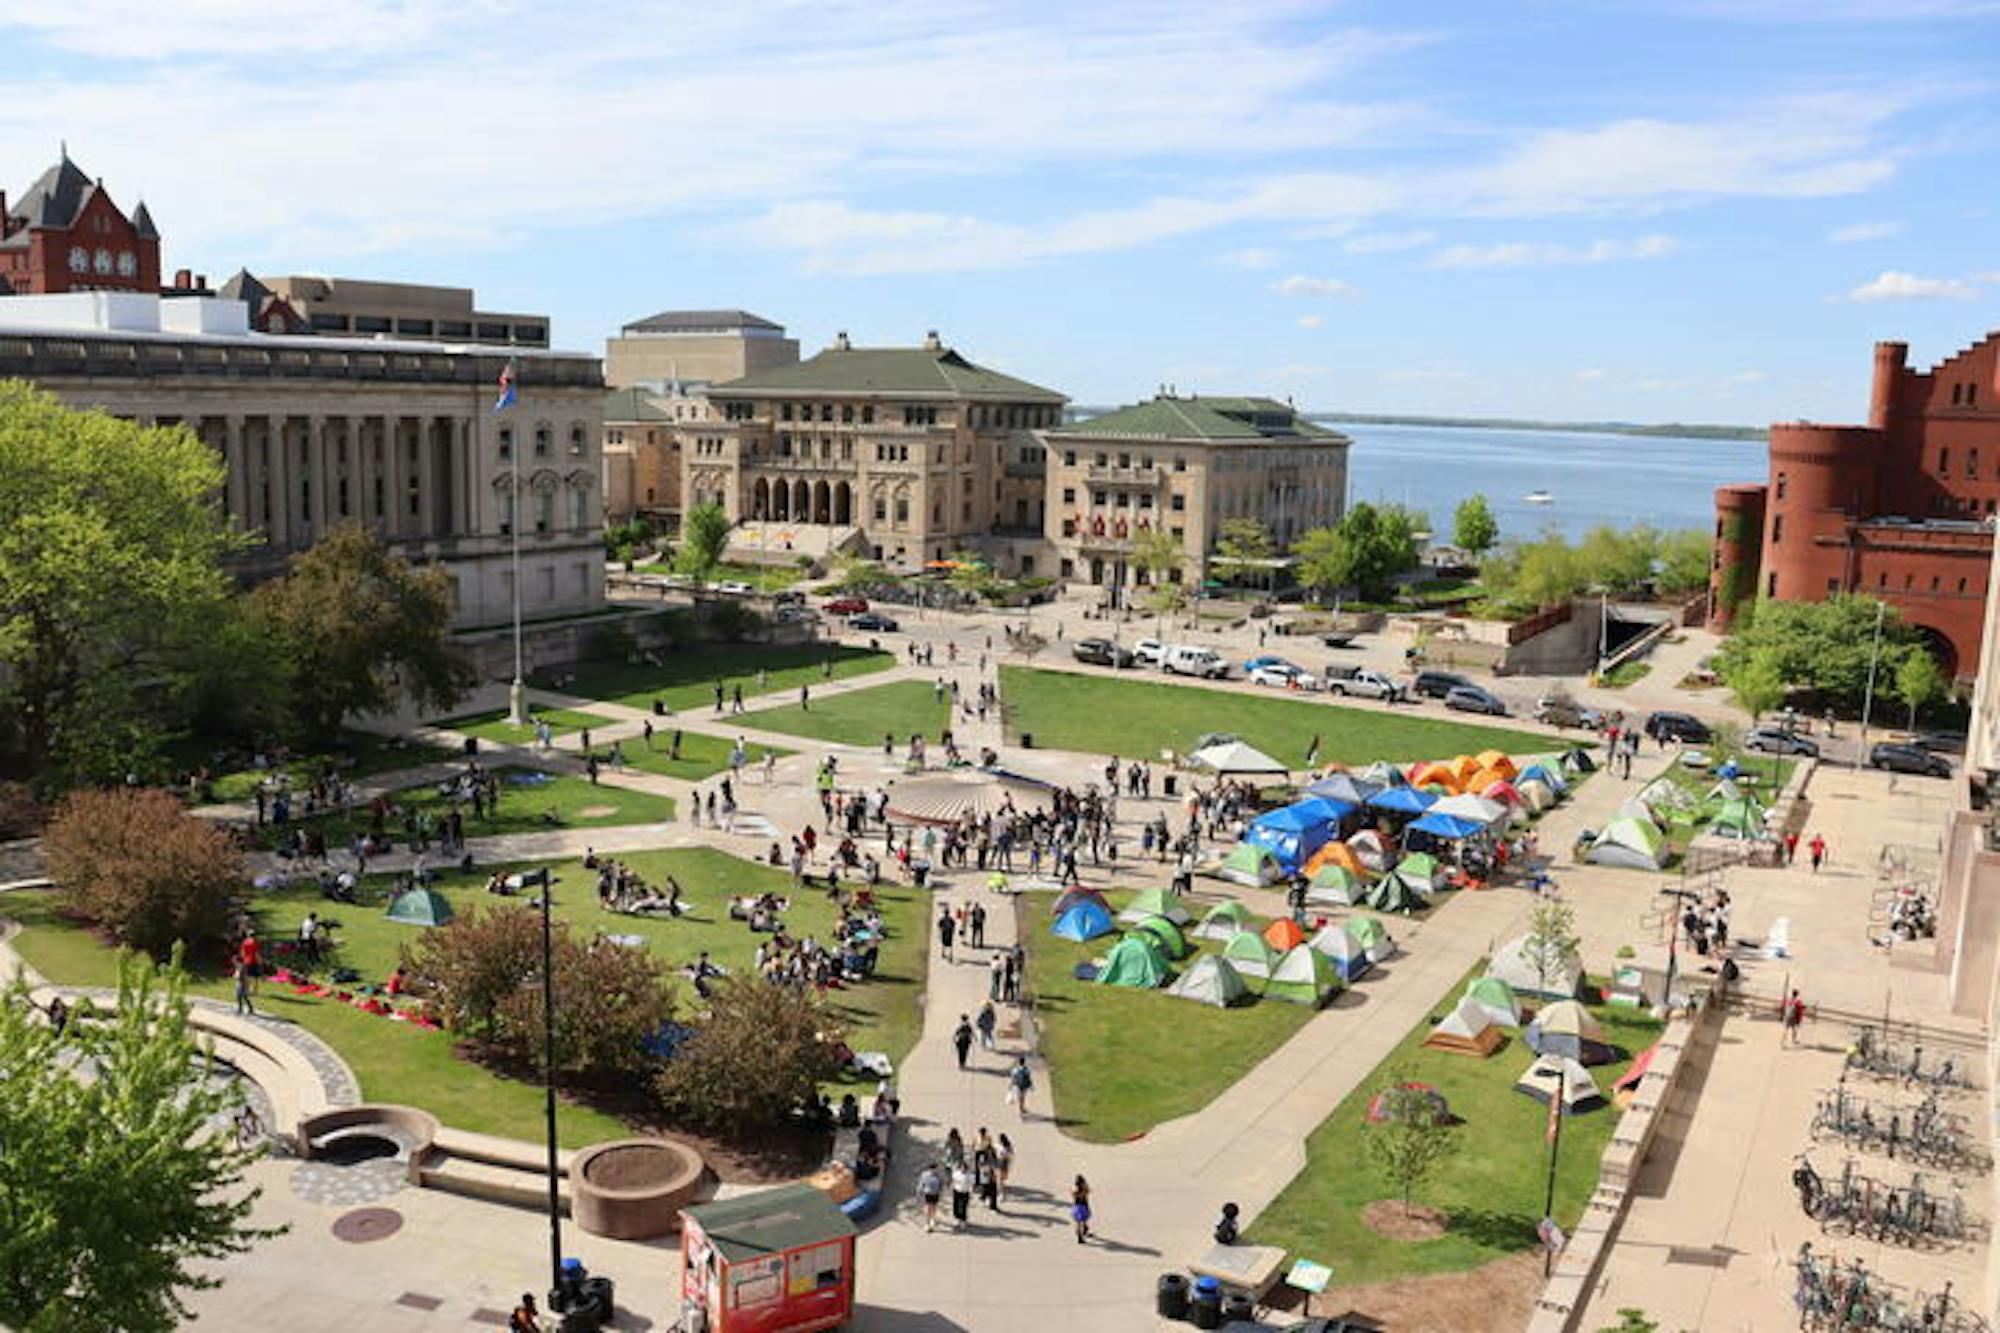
[1792,1154,1981,1248]
[1810,1082,1988,1172]
[1847,1026,1974,1092]
[1794,1244,1986,1332]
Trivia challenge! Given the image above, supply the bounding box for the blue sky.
[4,0,1998,422]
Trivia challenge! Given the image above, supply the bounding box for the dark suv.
[1644,711,1713,745]
[1413,669,1474,700]
[1869,742,1952,778]
[1072,637,1134,668]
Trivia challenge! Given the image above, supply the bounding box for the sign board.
[1286,1258,1332,1294]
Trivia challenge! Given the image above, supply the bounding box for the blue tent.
[1052,900,1116,941]
[1366,786,1437,816]
[1245,805,1338,874]
[1408,810,1488,841]
[1519,763,1566,793]
[1307,774,1384,805]
[1290,796,1356,824]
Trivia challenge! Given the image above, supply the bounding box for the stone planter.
[569,1137,707,1240]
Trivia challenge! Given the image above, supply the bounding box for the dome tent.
[1192,899,1253,941]
[1514,1054,1605,1115]
[1052,900,1116,942]
[1218,842,1284,887]
[1526,999,1613,1064]
[1166,954,1250,1008]
[1309,923,1371,983]
[1303,840,1365,877]
[1463,975,1521,1029]
[386,886,454,927]
[1050,887,1111,917]
[1487,932,1583,1001]
[1343,915,1395,963]
[1422,996,1504,1057]
[1265,944,1341,1007]
[1221,929,1281,979]
[1585,816,1668,870]
[1095,933,1169,988]
[1305,863,1366,907]
[1118,887,1191,926]
[1366,873,1424,915]
[1263,917,1307,953]
[1307,773,1384,805]
[1132,915,1190,960]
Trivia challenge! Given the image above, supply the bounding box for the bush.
[704,600,765,641]
[653,979,846,1133]
[0,782,48,839]
[43,788,243,958]
[400,903,543,1042]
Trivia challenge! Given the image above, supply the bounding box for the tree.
[401,903,545,1043]
[1711,595,1918,715]
[1725,645,1787,724]
[676,501,731,587]
[1893,646,1948,731]
[653,979,847,1134]
[43,788,244,960]
[1522,900,1581,997]
[0,382,246,788]
[0,953,281,1332]
[249,523,473,745]
[1653,529,1714,595]
[1211,517,1273,588]
[1365,1066,1459,1213]
[1452,494,1499,556]
[1131,528,1187,633]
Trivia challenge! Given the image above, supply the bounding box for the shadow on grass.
[1444,1206,1539,1250]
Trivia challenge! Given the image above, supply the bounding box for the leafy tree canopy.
[1452,494,1499,555]
[1295,503,1425,600]
[676,502,731,586]
[653,978,846,1134]
[1714,595,1919,715]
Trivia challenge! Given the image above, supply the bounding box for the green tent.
[1221,929,1281,979]
[1096,933,1169,988]
[1217,843,1282,887]
[1193,899,1253,941]
[1345,914,1394,962]
[1119,887,1192,926]
[386,886,454,927]
[1306,864,1366,906]
[1463,975,1520,1028]
[1392,852,1442,895]
[1366,873,1424,915]
[1166,954,1251,1008]
[1265,945,1340,1007]
[1709,796,1767,839]
[1132,915,1190,960]
[1585,815,1668,870]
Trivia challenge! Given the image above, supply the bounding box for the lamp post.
[1538,1064,1565,1277]
[1859,599,1887,763]
[523,866,564,1301]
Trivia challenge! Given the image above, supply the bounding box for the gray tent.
[1166,954,1252,1008]
[1513,1054,1605,1114]
[1486,933,1583,1001]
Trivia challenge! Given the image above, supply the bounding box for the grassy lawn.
[1024,887,1328,1143]
[175,731,460,803]
[435,706,615,744]
[546,644,895,714]
[616,731,791,783]
[261,765,675,849]
[1250,969,1661,1287]
[1000,668,1560,767]
[1599,661,1653,688]
[2,845,927,1145]
[742,679,953,749]
[1647,754,1795,862]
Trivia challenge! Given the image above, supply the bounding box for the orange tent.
[1449,754,1482,783]
[1409,762,1459,791]
[1263,918,1308,953]
[1303,840,1364,876]
[1467,767,1510,794]
[1476,751,1518,780]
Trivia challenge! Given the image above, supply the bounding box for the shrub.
[400,903,543,1042]
[43,788,242,958]
[653,979,846,1133]
[0,782,48,839]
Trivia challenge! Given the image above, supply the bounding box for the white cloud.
[1575,368,1609,382]
[1219,247,1282,269]
[1828,220,1904,243]
[1296,314,1324,329]
[1723,369,1770,384]
[1274,274,1355,297]
[1840,270,1980,301]
[1342,228,1436,253]
[1426,234,1679,269]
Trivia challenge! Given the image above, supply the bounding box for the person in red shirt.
[238,931,261,973]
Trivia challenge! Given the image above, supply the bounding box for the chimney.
[196,274,207,290]
[923,329,941,351]
[173,268,192,289]
[833,330,851,351]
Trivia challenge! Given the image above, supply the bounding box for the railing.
[1086,465,1163,485]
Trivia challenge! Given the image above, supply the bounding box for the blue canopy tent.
[1307,774,1385,806]
[1289,796,1356,824]
[1407,810,1488,842]
[1052,900,1116,941]
[1245,804,1340,875]
[1366,786,1437,817]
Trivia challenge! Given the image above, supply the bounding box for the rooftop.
[604,386,674,422]
[719,340,1064,401]
[682,1183,854,1263]
[621,309,786,335]
[1054,393,1345,442]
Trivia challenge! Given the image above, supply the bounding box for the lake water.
[1330,421,1765,543]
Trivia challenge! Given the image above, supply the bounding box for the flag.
[493,357,518,412]
[1304,734,1321,767]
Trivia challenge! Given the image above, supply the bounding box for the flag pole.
[499,354,529,726]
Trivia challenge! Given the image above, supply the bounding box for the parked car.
[1248,662,1319,691]
[1324,666,1405,702]
[1534,696,1603,730]
[1133,638,1168,667]
[1241,654,1286,674]
[1163,644,1229,678]
[772,590,807,607]
[850,611,900,632]
[774,604,821,625]
[1444,684,1508,716]
[1869,742,1953,778]
[714,580,755,596]
[1911,731,1968,756]
[1072,638,1134,668]
[1413,669,1474,700]
[1644,710,1713,745]
[1744,726,1820,757]
[823,597,869,615]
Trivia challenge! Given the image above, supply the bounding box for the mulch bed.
[1362,1199,1448,1241]
[1298,1251,1544,1333]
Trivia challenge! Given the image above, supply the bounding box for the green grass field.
[1024,887,1323,1142]
[261,765,675,849]
[548,644,895,714]
[436,707,615,744]
[1249,971,1661,1287]
[2,845,927,1145]
[999,668,1560,767]
[180,732,459,803]
[613,731,792,783]
[742,679,953,749]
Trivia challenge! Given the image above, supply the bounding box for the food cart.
[680,1183,857,1333]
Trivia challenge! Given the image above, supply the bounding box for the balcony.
[1086,465,1163,486]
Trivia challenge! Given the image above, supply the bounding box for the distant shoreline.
[1308,412,1765,442]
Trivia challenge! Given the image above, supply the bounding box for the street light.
[1858,599,1888,762]
[521,866,565,1303]
[1537,1063,1565,1277]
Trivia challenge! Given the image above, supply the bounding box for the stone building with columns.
[0,291,604,626]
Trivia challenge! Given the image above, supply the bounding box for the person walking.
[1006,1055,1033,1119]
[233,957,256,1016]
[1783,988,1808,1046]
[937,905,957,962]
[975,1000,997,1051]
[1809,833,1828,872]
[1070,1175,1093,1244]
[989,951,1008,1001]
[994,1133,1014,1203]
[950,1159,973,1230]
[1784,830,1800,865]
[969,901,987,949]
[975,1142,1000,1213]
[917,1162,944,1232]
[953,1014,974,1069]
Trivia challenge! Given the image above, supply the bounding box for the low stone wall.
[569,1137,708,1240]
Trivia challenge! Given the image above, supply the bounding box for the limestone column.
[413,416,436,542]
[222,417,247,527]
[266,416,292,549]
[350,416,371,529]
[381,418,403,538]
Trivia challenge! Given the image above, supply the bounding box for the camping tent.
[1635,777,1687,811]
[1487,932,1583,1000]
[1193,900,1253,941]
[1514,1054,1606,1114]
[386,886,454,927]
[1422,996,1504,1056]
[1265,945,1340,1007]
[1614,797,1663,825]
[1516,779,1555,813]
[1166,954,1250,1008]
[1344,915,1395,962]
[1245,804,1339,874]
[1709,796,1769,840]
[1390,852,1444,896]
[1564,748,1597,774]
[1432,793,1509,826]
[1407,762,1461,792]
[1705,778,1746,805]
[1482,779,1524,808]
[1360,760,1409,787]
[1096,934,1169,988]
[1366,786,1437,818]
[1585,816,1668,870]
[1131,915,1191,959]
[1519,762,1566,794]
[1052,900,1116,941]
[1221,929,1281,979]
[1526,999,1611,1064]
[1217,842,1284,887]
[1475,750,1518,780]
[1408,811,1489,842]
[1187,741,1289,776]
[1366,873,1425,915]
[1305,864,1367,906]
[1303,840,1364,877]
[1463,975,1521,1029]
[1263,917,1307,953]
[1050,887,1111,918]
[1348,828,1390,870]
[1309,924,1372,982]
[1307,773,1384,806]
[1119,887,1192,925]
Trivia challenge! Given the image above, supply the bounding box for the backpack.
[1011,1064,1032,1090]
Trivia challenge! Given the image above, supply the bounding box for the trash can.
[1222,1293,1254,1324]
[1190,1291,1222,1330]
[652,698,666,716]
[1163,774,1178,798]
[1156,1273,1189,1320]
[1021,733,1034,749]
[462,736,478,756]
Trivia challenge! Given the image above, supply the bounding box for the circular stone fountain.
[569,1137,708,1240]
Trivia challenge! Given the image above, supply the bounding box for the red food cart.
[680,1184,857,1333]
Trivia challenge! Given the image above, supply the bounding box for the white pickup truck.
[1324,666,1405,702]
[1163,644,1229,678]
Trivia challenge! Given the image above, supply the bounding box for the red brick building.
[0,150,161,296]
[1710,331,2000,681]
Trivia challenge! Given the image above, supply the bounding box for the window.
[1970,384,1979,407]
[93,248,112,274]
[440,321,471,337]
[1117,453,1130,469]
[498,427,513,460]
[1771,514,1784,543]
[1932,575,1942,591]
[116,251,136,277]
[1775,472,1787,501]
[1766,572,1777,596]
[1829,578,1842,594]
[1093,491,1106,506]
[68,245,88,273]
[781,404,793,422]
[1060,558,1075,578]
[534,426,551,458]
[1960,577,1969,593]
[514,325,546,344]
[841,405,854,423]
[1094,453,1107,467]
[354,315,391,334]
[569,485,588,530]
[1171,494,1185,511]
[570,425,586,457]
[1971,448,1981,478]
[862,406,875,424]
[894,496,909,523]
[962,499,972,521]
[1952,384,1964,406]
[536,490,553,534]
[873,497,887,521]
[1940,448,1951,475]
[1063,451,1076,466]
[1170,527,1184,541]
[1062,487,1076,505]
[1174,457,1187,472]
[477,322,508,340]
